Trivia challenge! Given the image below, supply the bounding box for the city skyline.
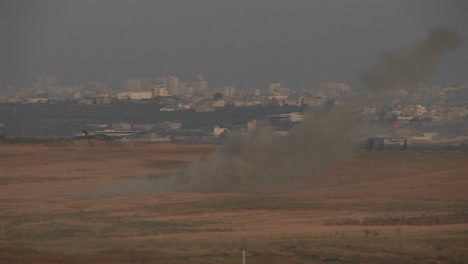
[2,0,468,91]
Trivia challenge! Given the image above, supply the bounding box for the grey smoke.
[163,28,461,192]
[172,107,358,192]
[361,28,462,93]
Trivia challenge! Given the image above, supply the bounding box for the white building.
[289,112,304,122]
[414,105,427,116]
[213,126,229,137]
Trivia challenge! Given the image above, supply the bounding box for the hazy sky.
[2,0,467,90]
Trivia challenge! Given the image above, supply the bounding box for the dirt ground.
[1,142,467,263]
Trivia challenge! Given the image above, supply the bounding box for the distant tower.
[193,75,208,94]
[179,81,193,96]
[168,76,180,96]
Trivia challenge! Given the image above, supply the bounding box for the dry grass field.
[1,141,467,263]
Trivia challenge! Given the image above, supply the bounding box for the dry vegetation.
[1,141,468,263]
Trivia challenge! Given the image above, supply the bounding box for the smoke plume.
[361,28,461,93]
[173,107,358,191]
[165,28,461,192]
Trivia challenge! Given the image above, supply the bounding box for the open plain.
[0,142,467,263]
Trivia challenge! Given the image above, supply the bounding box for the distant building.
[289,112,304,122]
[223,85,236,98]
[177,102,192,110]
[414,105,427,116]
[125,78,169,92]
[268,82,281,92]
[247,120,256,132]
[117,91,153,100]
[244,100,262,106]
[25,98,48,103]
[213,99,225,108]
[153,87,170,97]
[213,126,229,137]
[95,96,112,104]
[268,82,290,96]
[167,76,180,96]
[193,75,208,94]
[160,107,176,112]
[179,81,193,97]
[234,100,245,107]
[397,116,414,121]
[252,88,261,97]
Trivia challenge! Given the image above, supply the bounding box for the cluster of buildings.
[1,74,467,146]
[0,74,354,110]
[361,104,468,123]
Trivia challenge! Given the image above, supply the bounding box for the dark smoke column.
[361,28,462,93]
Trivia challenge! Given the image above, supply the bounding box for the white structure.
[397,115,414,121]
[213,126,229,137]
[289,112,304,122]
[415,105,427,116]
[160,107,175,112]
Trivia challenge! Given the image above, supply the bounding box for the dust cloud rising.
[361,28,461,93]
[172,107,358,192]
[167,28,461,192]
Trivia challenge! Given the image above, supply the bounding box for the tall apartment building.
[168,76,180,96]
[223,85,236,98]
[193,75,208,94]
[179,81,193,97]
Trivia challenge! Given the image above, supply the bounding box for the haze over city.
[2,0,468,90]
[2,2,468,263]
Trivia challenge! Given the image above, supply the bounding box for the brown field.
[1,141,468,263]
